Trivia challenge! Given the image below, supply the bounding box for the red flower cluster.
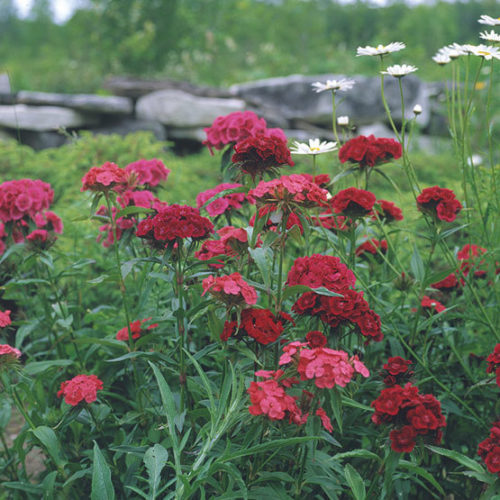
[81,162,129,192]
[421,295,446,314]
[248,174,329,212]
[136,204,214,246]
[124,159,170,187]
[287,254,383,342]
[221,308,293,344]
[339,135,402,167]
[486,344,500,388]
[250,205,304,234]
[306,330,327,348]
[0,310,12,327]
[57,374,104,406]
[355,238,388,257]
[116,318,158,341]
[202,272,257,307]
[232,130,294,178]
[416,186,462,222]
[203,111,267,153]
[314,209,350,233]
[431,273,459,291]
[300,173,331,188]
[382,356,413,386]
[330,188,376,217]
[371,383,446,453]
[478,421,500,476]
[457,244,489,279]
[372,199,404,222]
[196,183,246,217]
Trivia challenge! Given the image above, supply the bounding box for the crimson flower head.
[339,135,402,168]
[431,273,459,291]
[383,356,412,376]
[355,238,388,257]
[372,199,404,222]
[330,188,376,217]
[116,318,158,341]
[81,162,128,192]
[202,272,257,307]
[306,330,327,348]
[421,295,446,314]
[416,186,462,222]
[57,374,103,406]
[486,344,500,388]
[232,130,294,178]
[478,420,500,476]
[196,183,246,217]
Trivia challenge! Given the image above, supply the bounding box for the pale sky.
[14,0,80,24]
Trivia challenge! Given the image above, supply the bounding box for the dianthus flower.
[116,318,158,341]
[372,199,404,222]
[382,357,413,386]
[355,238,388,257]
[34,211,63,234]
[81,162,129,192]
[431,273,459,291]
[202,272,257,307]
[0,344,21,359]
[421,295,446,314]
[300,173,331,188]
[203,111,268,154]
[57,374,104,406]
[330,188,376,217]
[416,186,462,222]
[250,205,305,234]
[306,330,327,348]
[0,310,12,327]
[232,129,294,178]
[196,183,246,217]
[220,308,292,344]
[313,207,351,232]
[136,204,214,246]
[124,159,170,188]
[248,174,329,212]
[457,244,490,278]
[478,421,500,477]
[371,383,446,453]
[316,407,334,432]
[339,135,402,168]
[486,344,500,388]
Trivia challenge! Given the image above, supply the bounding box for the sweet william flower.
[57,374,103,406]
[0,344,21,359]
[357,42,406,57]
[81,162,128,192]
[311,79,355,93]
[202,272,257,307]
[290,138,337,155]
[382,64,418,77]
[0,310,12,327]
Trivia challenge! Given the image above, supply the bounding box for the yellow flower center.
[478,50,491,56]
[310,147,321,152]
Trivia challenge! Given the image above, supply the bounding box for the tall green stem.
[331,91,340,145]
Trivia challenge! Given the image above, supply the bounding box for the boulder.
[18,130,68,150]
[0,105,99,131]
[16,91,133,115]
[136,89,246,128]
[0,74,10,93]
[230,74,430,128]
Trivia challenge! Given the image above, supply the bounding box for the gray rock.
[0,105,98,131]
[91,118,166,141]
[230,74,430,129]
[17,91,133,115]
[0,74,10,93]
[166,127,207,142]
[0,128,14,142]
[136,89,246,128]
[18,130,68,150]
[357,123,397,139]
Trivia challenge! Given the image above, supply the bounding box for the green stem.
[331,91,340,145]
[175,242,187,413]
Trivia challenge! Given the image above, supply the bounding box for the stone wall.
[0,74,446,151]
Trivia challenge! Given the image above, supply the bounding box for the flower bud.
[337,115,349,126]
[413,104,422,115]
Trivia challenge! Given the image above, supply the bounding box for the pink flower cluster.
[416,186,462,222]
[478,421,500,477]
[203,111,267,153]
[81,162,129,192]
[196,183,246,217]
[0,343,21,360]
[0,310,12,327]
[57,374,103,406]
[124,159,170,187]
[371,382,446,453]
[202,272,257,307]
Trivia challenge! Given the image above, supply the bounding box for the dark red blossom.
[57,374,103,406]
[390,426,418,453]
[355,238,388,257]
[478,421,500,476]
[421,295,446,314]
[330,188,376,217]
[431,273,459,291]
[416,186,462,222]
[372,199,404,222]
[339,135,402,167]
[486,344,500,388]
[383,357,412,376]
[306,330,327,348]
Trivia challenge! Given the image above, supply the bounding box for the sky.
[14,0,81,24]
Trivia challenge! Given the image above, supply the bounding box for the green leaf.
[331,387,343,434]
[410,243,425,282]
[91,441,115,500]
[31,426,67,469]
[344,464,366,500]
[341,396,374,413]
[24,359,73,376]
[248,247,273,289]
[115,206,154,219]
[426,445,485,474]
[0,398,12,430]
[399,460,445,495]
[333,450,380,462]
[144,444,169,499]
[282,284,343,301]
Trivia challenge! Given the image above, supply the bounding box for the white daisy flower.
[290,139,338,155]
[480,30,500,43]
[311,79,356,93]
[438,45,465,58]
[381,64,418,77]
[356,42,406,57]
[337,116,349,126]
[478,15,500,26]
[469,44,500,60]
[432,53,451,65]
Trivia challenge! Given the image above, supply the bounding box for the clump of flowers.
[338,135,402,168]
[372,199,404,222]
[478,421,500,477]
[431,273,459,291]
[486,344,500,387]
[124,159,170,188]
[116,318,158,341]
[381,356,413,387]
[232,129,294,178]
[330,188,376,217]
[371,382,446,453]
[314,208,351,232]
[136,204,214,247]
[0,344,21,365]
[250,205,305,234]
[203,111,267,154]
[196,183,246,217]
[202,272,257,307]
[0,310,12,328]
[457,244,489,278]
[221,308,293,344]
[81,162,129,192]
[416,186,462,222]
[355,238,388,258]
[57,374,104,406]
[420,295,446,314]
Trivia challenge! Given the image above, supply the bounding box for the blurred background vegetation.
[0,0,497,93]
